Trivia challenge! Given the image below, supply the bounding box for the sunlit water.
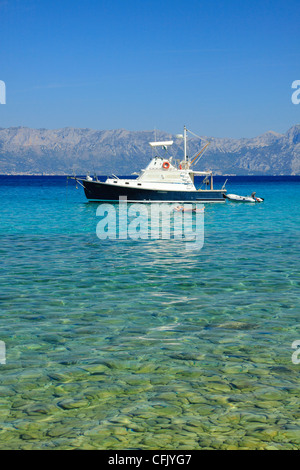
[0,175,299,450]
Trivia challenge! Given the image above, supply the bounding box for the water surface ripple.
[0,176,299,449]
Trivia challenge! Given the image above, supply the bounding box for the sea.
[0,175,299,450]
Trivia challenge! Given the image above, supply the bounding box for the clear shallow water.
[0,175,299,450]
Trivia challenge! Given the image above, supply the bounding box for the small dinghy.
[224,192,264,203]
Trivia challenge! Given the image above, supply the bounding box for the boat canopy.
[149,141,173,147]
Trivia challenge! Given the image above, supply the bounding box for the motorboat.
[72,126,227,203]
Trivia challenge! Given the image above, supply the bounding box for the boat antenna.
[184,125,187,162]
[151,127,157,158]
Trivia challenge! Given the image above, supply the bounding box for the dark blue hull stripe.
[82,181,226,202]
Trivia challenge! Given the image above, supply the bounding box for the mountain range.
[0,125,299,175]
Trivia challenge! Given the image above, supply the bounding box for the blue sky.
[0,0,299,137]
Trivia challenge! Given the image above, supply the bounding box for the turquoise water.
[0,175,299,450]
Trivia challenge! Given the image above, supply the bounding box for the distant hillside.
[0,125,299,175]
